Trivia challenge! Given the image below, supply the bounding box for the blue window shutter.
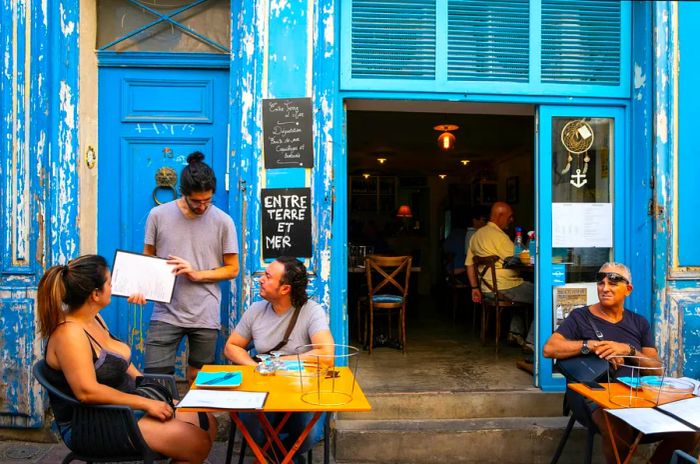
[541,0,621,85]
[350,0,436,80]
[447,0,530,82]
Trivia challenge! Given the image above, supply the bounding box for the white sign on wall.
[552,202,613,248]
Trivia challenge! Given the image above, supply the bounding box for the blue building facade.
[0,0,698,427]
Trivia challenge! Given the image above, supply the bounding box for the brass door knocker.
[153,167,178,205]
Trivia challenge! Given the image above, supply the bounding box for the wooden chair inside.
[362,255,412,354]
[472,255,529,354]
[443,252,473,325]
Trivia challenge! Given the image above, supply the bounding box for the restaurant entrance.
[346,100,537,389]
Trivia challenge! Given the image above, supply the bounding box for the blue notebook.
[194,371,242,388]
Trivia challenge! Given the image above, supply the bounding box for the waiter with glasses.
[129,151,239,385]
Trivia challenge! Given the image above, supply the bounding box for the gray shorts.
[144,320,219,374]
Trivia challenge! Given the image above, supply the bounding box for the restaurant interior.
[346,100,537,388]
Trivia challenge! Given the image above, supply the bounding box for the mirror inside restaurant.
[347,101,536,391]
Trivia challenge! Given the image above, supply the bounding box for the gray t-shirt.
[234,300,330,356]
[145,201,239,329]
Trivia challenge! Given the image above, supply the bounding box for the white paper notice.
[111,250,176,303]
[606,408,694,434]
[658,396,700,429]
[552,203,613,248]
[177,390,267,410]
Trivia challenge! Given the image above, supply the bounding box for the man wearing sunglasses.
[544,262,697,463]
[129,151,240,385]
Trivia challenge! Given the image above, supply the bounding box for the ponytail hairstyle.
[180,151,216,196]
[276,256,309,309]
[37,255,110,338]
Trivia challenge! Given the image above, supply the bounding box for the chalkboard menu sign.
[261,188,312,258]
[262,98,314,169]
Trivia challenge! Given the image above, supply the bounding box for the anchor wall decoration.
[560,120,594,189]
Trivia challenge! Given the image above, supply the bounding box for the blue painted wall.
[2,0,700,427]
[0,0,80,427]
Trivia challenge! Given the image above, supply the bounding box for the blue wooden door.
[97,66,231,372]
[537,106,628,391]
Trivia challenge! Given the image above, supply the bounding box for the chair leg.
[549,415,576,464]
[584,427,595,464]
[401,306,407,354]
[225,417,237,464]
[481,306,488,344]
[495,307,502,354]
[323,413,331,464]
[356,299,362,345]
[368,305,374,354]
[238,438,247,464]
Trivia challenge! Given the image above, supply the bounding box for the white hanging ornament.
[560,120,594,189]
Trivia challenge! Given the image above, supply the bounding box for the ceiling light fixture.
[460,160,470,166]
[377,157,387,164]
[362,173,370,179]
[434,124,459,151]
[438,174,447,180]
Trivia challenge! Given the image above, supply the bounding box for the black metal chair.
[226,412,332,464]
[33,359,177,464]
[670,449,698,464]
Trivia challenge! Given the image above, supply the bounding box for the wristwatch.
[628,344,636,356]
[580,340,591,355]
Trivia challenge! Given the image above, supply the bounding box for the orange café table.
[568,383,695,464]
[180,364,372,464]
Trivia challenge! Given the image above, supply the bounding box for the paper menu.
[176,390,267,410]
[111,250,176,303]
[552,203,613,248]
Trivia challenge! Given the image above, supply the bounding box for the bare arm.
[292,330,335,364]
[168,252,239,283]
[49,325,173,421]
[543,332,585,359]
[467,264,481,303]
[224,331,257,366]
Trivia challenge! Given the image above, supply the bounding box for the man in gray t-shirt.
[225,257,333,459]
[130,152,239,384]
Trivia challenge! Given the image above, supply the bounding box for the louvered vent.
[541,0,621,85]
[351,0,436,79]
[447,0,530,82]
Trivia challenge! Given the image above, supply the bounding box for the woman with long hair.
[38,255,215,464]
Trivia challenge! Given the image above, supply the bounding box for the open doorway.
[346,100,536,392]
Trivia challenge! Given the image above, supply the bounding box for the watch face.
[581,341,590,355]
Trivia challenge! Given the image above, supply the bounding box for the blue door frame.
[537,105,628,391]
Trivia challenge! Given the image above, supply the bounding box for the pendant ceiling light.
[434,124,459,151]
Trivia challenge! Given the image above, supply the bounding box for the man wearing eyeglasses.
[129,151,239,385]
[543,262,697,463]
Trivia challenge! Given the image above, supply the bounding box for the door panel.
[98,67,230,373]
[537,106,626,391]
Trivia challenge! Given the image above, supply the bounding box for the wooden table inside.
[180,365,371,464]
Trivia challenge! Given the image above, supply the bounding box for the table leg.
[622,433,643,464]
[229,412,268,464]
[257,412,291,458]
[279,412,322,464]
[604,411,622,464]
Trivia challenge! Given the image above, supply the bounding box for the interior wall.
[495,151,535,233]
[79,0,99,254]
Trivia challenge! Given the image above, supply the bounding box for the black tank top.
[43,319,136,424]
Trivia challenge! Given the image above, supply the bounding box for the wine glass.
[270,351,285,371]
[256,354,274,376]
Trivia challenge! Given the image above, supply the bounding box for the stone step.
[334,417,605,464]
[340,390,565,420]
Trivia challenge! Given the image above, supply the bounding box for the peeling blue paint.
[0,0,80,428]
